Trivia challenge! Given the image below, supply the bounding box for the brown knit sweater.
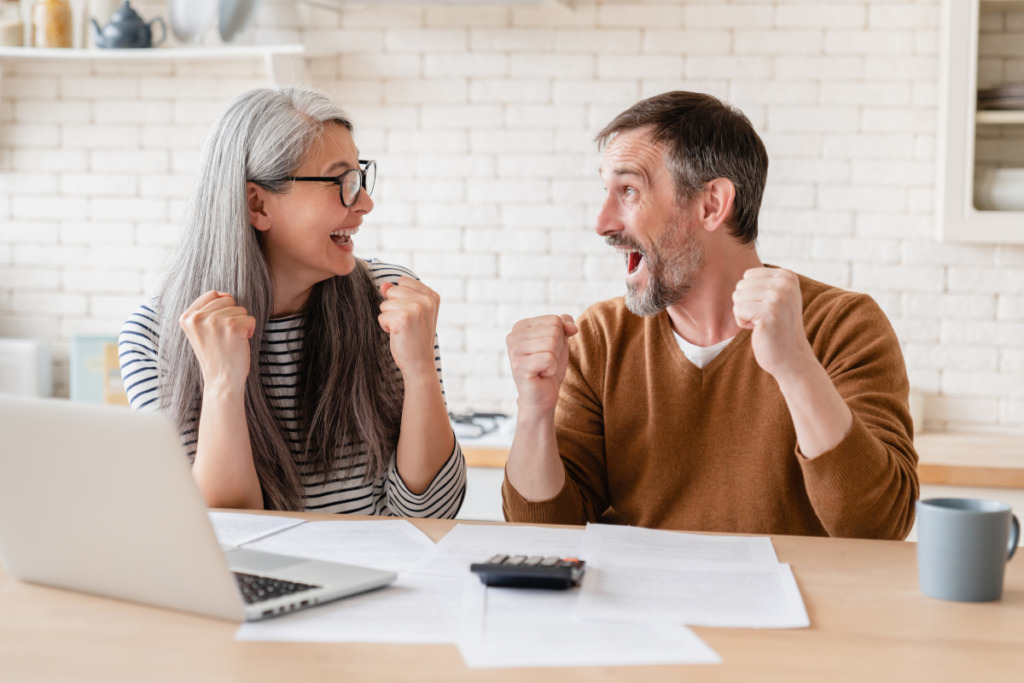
[502,273,919,539]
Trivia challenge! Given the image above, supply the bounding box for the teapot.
[91,0,166,49]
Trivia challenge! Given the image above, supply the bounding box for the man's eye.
[624,186,637,197]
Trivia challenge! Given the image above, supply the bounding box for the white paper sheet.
[457,582,720,668]
[237,573,466,643]
[582,523,780,567]
[578,523,809,628]
[577,563,809,628]
[208,511,305,547]
[241,520,436,573]
[413,523,585,578]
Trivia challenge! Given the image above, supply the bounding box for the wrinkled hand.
[732,268,816,381]
[379,277,440,377]
[178,291,256,390]
[506,314,579,415]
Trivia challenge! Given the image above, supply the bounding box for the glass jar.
[32,0,72,48]
[0,0,24,47]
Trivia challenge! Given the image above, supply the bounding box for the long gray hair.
[158,86,403,511]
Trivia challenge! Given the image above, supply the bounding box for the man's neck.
[665,245,762,347]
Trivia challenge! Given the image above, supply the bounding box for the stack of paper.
[216,514,808,668]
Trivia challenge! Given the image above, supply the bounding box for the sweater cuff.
[797,415,892,498]
[501,469,583,525]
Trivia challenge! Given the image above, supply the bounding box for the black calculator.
[469,554,586,590]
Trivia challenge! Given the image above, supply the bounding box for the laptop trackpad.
[224,547,306,573]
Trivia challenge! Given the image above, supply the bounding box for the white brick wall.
[2,0,1024,433]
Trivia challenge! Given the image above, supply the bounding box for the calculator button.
[485,554,508,564]
[523,556,544,566]
[505,555,526,565]
[540,557,560,566]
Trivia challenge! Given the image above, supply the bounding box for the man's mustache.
[605,235,645,254]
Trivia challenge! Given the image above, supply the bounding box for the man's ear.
[247,182,272,232]
[699,177,736,233]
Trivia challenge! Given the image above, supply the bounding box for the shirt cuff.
[386,439,466,519]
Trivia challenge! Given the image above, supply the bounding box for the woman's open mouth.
[330,227,358,245]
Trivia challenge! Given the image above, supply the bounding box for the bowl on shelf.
[168,0,218,43]
[218,0,260,43]
[974,167,1024,211]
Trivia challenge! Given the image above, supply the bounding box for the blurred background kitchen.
[1,0,1023,441]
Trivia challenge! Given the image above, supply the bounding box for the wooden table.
[1,514,1022,682]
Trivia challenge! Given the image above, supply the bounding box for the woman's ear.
[699,177,736,233]
[247,182,272,232]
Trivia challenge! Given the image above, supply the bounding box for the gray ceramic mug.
[916,498,1020,602]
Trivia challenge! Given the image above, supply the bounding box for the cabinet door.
[938,0,1024,244]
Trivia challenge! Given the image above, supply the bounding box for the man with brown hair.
[502,92,918,539]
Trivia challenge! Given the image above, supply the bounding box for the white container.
[974,167,1024,211]
[0,339,52,397]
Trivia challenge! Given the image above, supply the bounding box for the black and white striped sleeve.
[368,259,467,518]
[118,300,161,412]
[385,441,466,519]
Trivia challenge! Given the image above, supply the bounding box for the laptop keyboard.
[233,571,322,605]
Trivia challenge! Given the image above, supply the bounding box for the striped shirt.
[117,260,466,518]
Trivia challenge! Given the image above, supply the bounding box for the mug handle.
[1009,514,1020,561]
[149,17,166,48]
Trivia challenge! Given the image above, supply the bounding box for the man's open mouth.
[627,251,643,275]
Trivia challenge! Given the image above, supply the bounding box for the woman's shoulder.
[121,297,161,335]
[118,297,162,358]
[363,258,419,287]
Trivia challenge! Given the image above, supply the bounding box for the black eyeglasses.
[287,159,376,207]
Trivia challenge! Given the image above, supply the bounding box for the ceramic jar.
[32,0,72,47]
[0,0,24,46]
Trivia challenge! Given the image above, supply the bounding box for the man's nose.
[594,196,621,237]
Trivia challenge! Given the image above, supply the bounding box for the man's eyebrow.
[598,165,646,180]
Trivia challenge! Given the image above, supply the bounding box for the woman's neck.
[271,280,314,318]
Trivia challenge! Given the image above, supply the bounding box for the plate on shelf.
[219,0,261,43]
[974,168,1024,211]
[169,0,219,44]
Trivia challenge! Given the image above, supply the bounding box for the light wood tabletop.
[1,513,1022,682]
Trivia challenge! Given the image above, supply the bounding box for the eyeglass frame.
[285,159,376,207]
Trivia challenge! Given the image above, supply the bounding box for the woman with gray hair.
[118,86,465,518]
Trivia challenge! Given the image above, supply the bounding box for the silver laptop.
[0,396,396,622]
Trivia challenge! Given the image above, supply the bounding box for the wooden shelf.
[0,44,303,59]
[976,110,1024,125]
[465,433,1024,490]
[0,44,306,84]
[301,0,565,7]
[916,431,1024,488]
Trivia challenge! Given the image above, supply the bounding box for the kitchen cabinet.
[937,0,1024,243]
[0,43,306,87]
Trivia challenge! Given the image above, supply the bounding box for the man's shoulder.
[794,271,878,315]
[574,297,666,355]
[577,296,645,333]
[790,269,892,340]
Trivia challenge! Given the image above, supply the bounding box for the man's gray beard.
[623,226,704,318]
